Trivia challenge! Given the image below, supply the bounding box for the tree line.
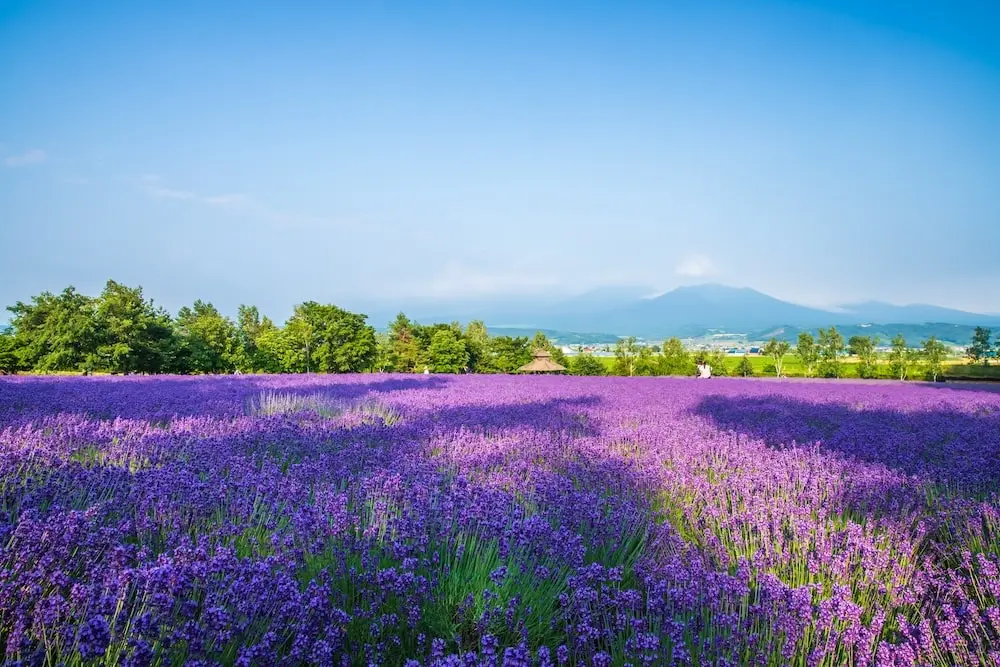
[0,281,375,375]
[1,281,996,379]
[789,326,997,381]
[787,329,947,381]
[374,314,570,374]
[591,325,999,381]
[0,281,567,376]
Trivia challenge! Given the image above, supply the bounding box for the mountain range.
[364,284,1000,343]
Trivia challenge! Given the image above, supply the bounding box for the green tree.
[427,329,469,373]
[6,287,99,372]
[694,351,729,376]
[817,327,844,378]
[797,332,818,378]
[761,338,791,377]
[634,345,658,376]
[413,323,458,369]
[464,320,492,373]
[921,336,947,382]
[372,332,393,372]
[570,353,605,376]
[255,325,293,373]
[284,302,376,373]
[530,331,568,368]
[967,326,993,366]
[388,313,421,372]
[707,350,730,376]
[281,312,318,372]
[659,337,694,376]
[614,337,640,376]
[234,305,275,372]
[0,330,20,374]
[319,305,377,373]
[489,336,532,373]
[175,300,239,374]
[888,333,915,380]
[848,335,880,379]
[94,280,176,374]
[737,354,754,377]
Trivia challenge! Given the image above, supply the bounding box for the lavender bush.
[0,374,998,665]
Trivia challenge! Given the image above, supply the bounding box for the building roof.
[517,349,567,373]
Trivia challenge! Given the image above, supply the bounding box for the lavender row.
[1,374,999,665]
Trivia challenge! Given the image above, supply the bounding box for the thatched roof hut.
[517,349,566,374]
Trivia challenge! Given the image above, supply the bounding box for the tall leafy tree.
[234,305,276,372]
[489,336,532,373]
[967,326,993,366]
[284,302,376,373]
[614,337,640,376]
[921,336,947,382]
[175,300,239,374]
[707,350,730,376]
[0,330,21,374]
[413,323,458,370]
[888,333,915,380]
[316,303,377,373]
[427,329,469,373]
[94,280,176,374]
[388,313,421,372]
[530,331,569,368]
[817,327,844,378]
[737,354,754,377]
[372,332,393,372]
[659,337,694,376]
[635,345,658,376]
[570,353,605,376]
[283,310,318,372]
[797,332,818,378]
[6,287,98,371]
[848,335,880,379]
[464,320,491,372]
[255,325,293,373]
[761,338,791,377]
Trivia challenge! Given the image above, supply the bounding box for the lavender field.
[1,375,999,666]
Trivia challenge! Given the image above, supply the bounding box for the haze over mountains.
[365,284,1000,341]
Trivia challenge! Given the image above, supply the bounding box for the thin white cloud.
[148,186,198,200]
[675,253,714,277]
[136,174,331,228]
[138,174,194,200]
[264,210,337,229]
[4,148,47,167]
[391,262,567,300]
[139,173,233,203]
[204,193,249,207]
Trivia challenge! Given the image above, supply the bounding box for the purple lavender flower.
[0,373,998,664]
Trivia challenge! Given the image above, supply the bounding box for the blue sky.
[2,0,999,320]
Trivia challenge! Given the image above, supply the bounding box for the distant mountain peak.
[570,285,656,300]
[367,282,1000,337]
[672,283,763,295]
[835,299,998,326]
[676,282,737,291]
